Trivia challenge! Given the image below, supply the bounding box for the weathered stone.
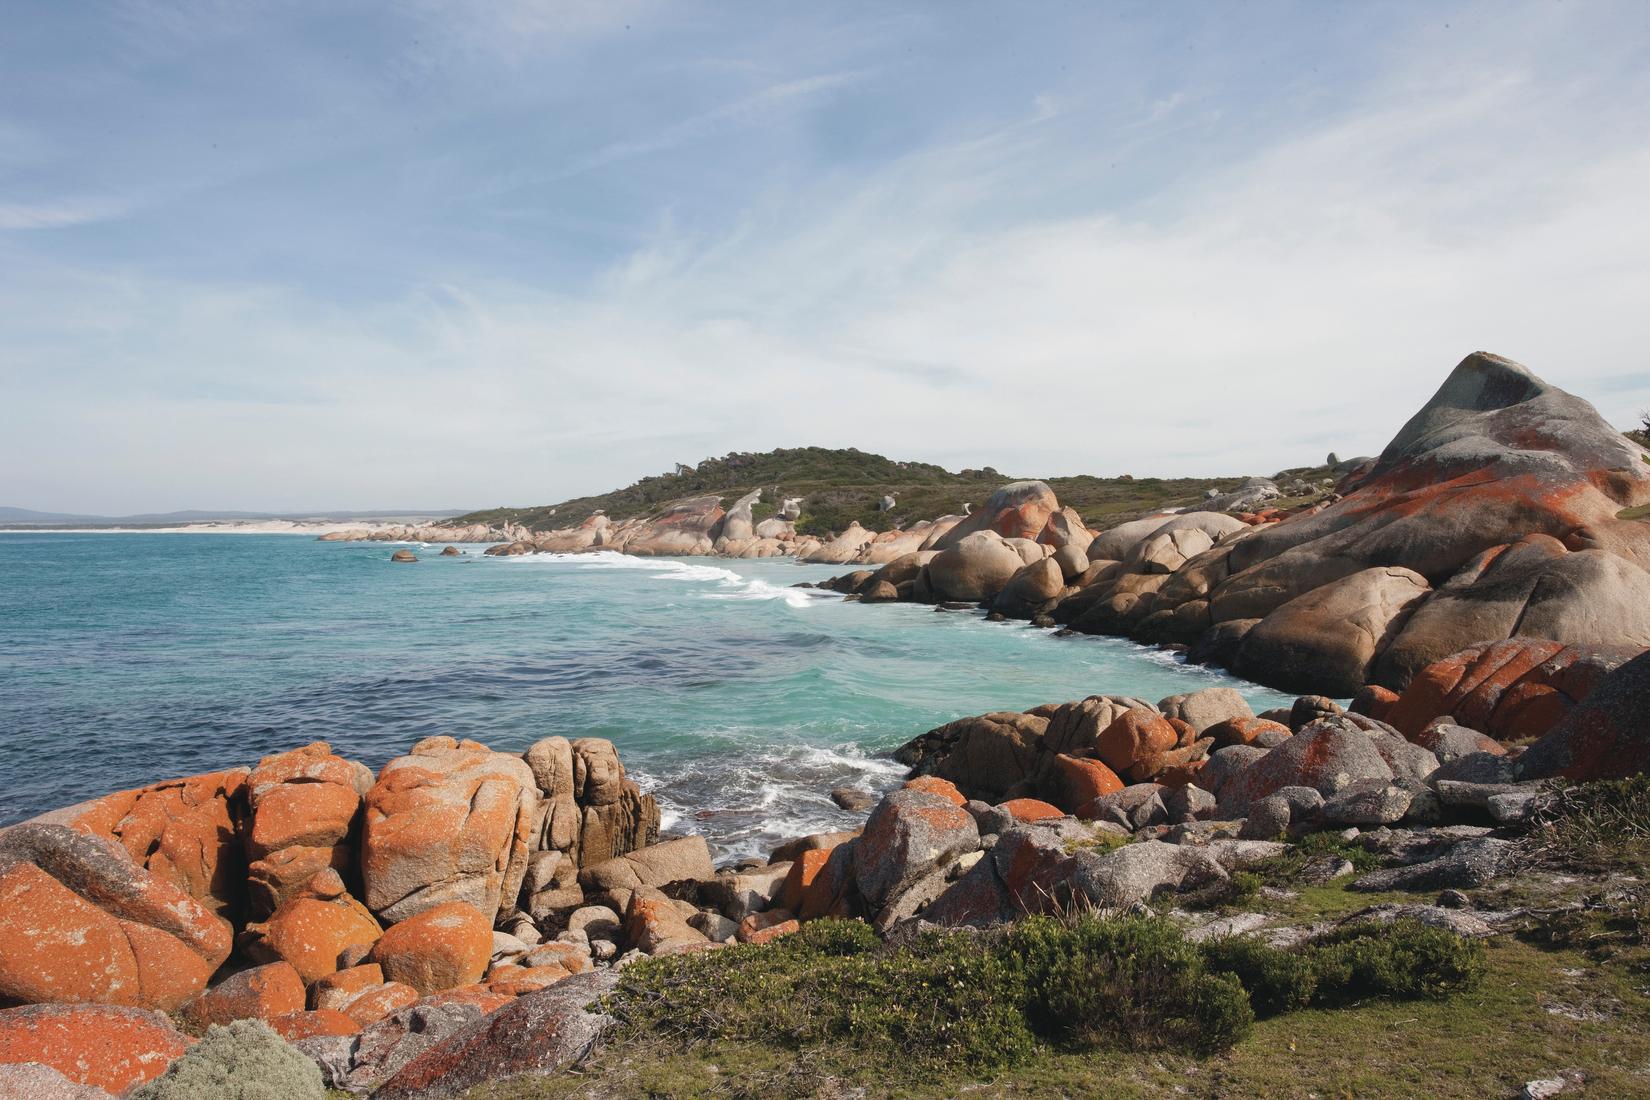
[369,972,616,1100]
[362,737,539,924]
[65,770,248,924]
[0,1003,189,1094]
[0,824,233,1011]
[853,789,979,910]
[367,902,493,996]
[1217,717,1395,816]
[180,961,305,1031]
[1350,837,1517,891]
[241,872,382,986]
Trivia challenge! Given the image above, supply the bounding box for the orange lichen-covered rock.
[340,982,422,1027]
[268,1008,361,1042]
[931,481,1060,548]
[1387,640,1644,743]
[248,844,353,917]
[67,769,248,923]
[362,736,539,923]
[240,870,382,985]
[737,910,799,944]
[901,776,966,806]
[1521,649,1650,782]
[852,789,978,910]
[367,901,493,995]
[485,965,570,997]
[0,1003,190,1094]
[180,961,305,1030]
[621,894,708,955]
[1049,753,1123,812]
[0,824,232,1011]
[1205,717,1290,749]
[1095,709,1178,772]
[245,743,371,882]
[310,964,386,1012]
[1000,798,1064,823]
[417,985,513,1017]
[778,847,835,914]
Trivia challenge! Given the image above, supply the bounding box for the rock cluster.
[811,354,1650,703]
[0,733,657,1096]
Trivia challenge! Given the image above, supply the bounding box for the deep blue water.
[0,534,1291,857]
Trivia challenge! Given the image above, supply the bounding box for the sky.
[2,1,1649,514]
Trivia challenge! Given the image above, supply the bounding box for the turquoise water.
[0,534,1292,858]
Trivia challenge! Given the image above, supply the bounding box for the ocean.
[0,533,1293,859]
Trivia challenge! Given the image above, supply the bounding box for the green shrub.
[1007,913,1253,1053]
[609,920,1033,1072]
[1306,919,1484,1003]
[1200,935,1319,1016]
[128,1019,323,1100]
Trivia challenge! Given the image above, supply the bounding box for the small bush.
[1200,935,1318,1016]
[1306,919,1485,1003]
[609,920,1033,1072]
[1007,914,1254,1053]
[128,1019,323,1100]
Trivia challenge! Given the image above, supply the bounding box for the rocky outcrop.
[1519,648,1650,781]
[0,824,234,1011]
[802,522,879,564]
[1386,640,1643,744]
[611,497,727,557]
[930,481,1060,549]
[362,737,539,924]
[245,743,373,918]
[63,769,249,924]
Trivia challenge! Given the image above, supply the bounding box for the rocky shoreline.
[2,634,1647,1096]
[3,350,1648,1096]
[360,352,1650,705]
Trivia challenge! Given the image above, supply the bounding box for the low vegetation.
[1529,776,1650,873]
[450,446,1337,536]
[587,912,1478,1088]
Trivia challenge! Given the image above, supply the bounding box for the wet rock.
[829,787,876,812]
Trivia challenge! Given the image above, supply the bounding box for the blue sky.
[2,1,1649,513]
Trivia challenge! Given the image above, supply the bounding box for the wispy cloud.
[2,1,1648,513]
[0,200,126,230]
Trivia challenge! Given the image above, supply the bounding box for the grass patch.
[1250,830,1382,886]
[1530,776,1650,872]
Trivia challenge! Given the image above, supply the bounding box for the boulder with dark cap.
[0,824,233,1010]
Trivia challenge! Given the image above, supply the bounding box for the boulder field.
[809,352,1650,701]
[5,638,1650,1093]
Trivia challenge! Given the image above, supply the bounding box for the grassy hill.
[452,447,1337,537]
